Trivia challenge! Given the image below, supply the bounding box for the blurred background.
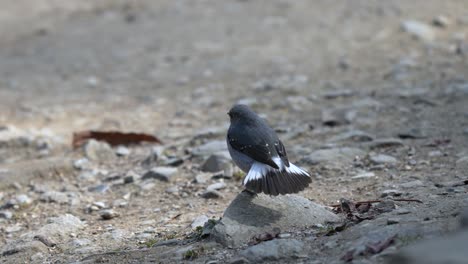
[0,1,467,263]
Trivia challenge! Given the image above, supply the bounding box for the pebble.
[433,15,450,27]
[164,157,184,167]
[207,182,227,191]
[396,208,411,215]
[142,167,178,182]
[84,139,115,161]
[40,191,69,204]
[124,175,135,184]
[88,184,110,193]
[165,186,178,194]
[322,89,354,99]
[401,20,435,41]
[400,180,424,189]
[352,171,376,179]
[191,215,209,229]
[329,130,374,142]
[370,154,398,165]
[428,150,443,157]
[100,209,119,220]
[0,210,13,219]
[381,189,403,197]
[201,190,224,199]
[73,158,91,170]
[141,146,164,167]
[367,138,404,148]
[240,239,305,262]
[5,225,22,233]
[115,146,130,156]
[16,194,32,206]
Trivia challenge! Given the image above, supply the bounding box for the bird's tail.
[243,162,311,196]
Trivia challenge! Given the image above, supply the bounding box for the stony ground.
[0,0,468,263]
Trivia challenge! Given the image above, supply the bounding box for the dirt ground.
[0,0,467,263]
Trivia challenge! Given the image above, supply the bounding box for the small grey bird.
[227,104,311,195]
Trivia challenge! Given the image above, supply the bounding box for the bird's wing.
[227,125,280,169]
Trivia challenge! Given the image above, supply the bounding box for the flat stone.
[240,239,305,262]
[387,230,468,264]
[211,192,340,247]
[303,147,366,165]
[142,167,178,182]
[201,153,231,172]
[370,154,398,165]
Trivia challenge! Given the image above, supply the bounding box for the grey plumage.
[226,104,311,196]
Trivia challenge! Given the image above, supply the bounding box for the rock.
[322,89,354,99]
[0,210,13,219]
[329,130,374,142]
[207,182,227,191]
[397,128,428,139]
[400,180,424,189]
[387,230,468,264]
[387,218,400,225]
[165,186,178,194]
[201,153,231,172]
[5,225,22,233]
[303,147,366,165]
[164,157,184,167]
[73,158,91,170]
[84,139,115,161]
[367,138,404,149]
[381,189,403,197]
[88,184,110,193]
[142,167,178,182]
[16,194,32,206]
[428,150,443,157]
[201,190,224,199]
[321,109,350,127]
[115,146,130,156]
[240,239,305,262]
[211,191,340,247]
[40,191,69,204]
[191,215,209,229]
[456,156,468,171]
[432,15,450,27]
[401,20,435,41]
[352,171,376,179]
[141,146,164,167]
[192,140,228,156]
[370,154,398,165]
[195,173,211,184]
[124,175,135,184]
[100,209,119,220]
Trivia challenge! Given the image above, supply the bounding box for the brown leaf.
[72,130,162,149]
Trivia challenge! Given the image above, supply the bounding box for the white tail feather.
[243,161,310,185]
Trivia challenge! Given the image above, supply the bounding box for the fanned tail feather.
[243,162,311,196]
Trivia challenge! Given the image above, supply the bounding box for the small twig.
[330,198,423,208]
